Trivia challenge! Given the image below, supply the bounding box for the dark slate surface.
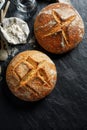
[0,0,87,129]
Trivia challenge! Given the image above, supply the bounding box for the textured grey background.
[0,0,87,129]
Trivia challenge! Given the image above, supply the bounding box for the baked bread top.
[34,3,84,54]
[6,50,57,101]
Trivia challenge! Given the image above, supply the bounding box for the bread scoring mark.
[38,68,51,87]
[26,56,38,68]
[26,77,45,96]
[14,57,55,96]
[68,10,84,38]
[69,15,84,30]
[38,68,48,81]
[14,60,34,81]
[16,84,39,100]
[43,10,76,47]
[7,51,57,101]
[25,85,40,96]
[7,71,20,89]
[15,62,31,79]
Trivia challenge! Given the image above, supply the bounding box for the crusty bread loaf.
[34,3,84,54]
[6,50,57,101]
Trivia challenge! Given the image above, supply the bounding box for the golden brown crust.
[6,50,57,101]
[34,3,84,54]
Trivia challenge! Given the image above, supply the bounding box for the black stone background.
[0,0,87,129]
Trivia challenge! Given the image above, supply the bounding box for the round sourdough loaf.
[6,50,57,101]
[34,3,84,54]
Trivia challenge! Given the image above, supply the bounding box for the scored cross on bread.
[16,59,51,89]
[6,51,57,101]
[43,10,76,45]
[34,3,84,54]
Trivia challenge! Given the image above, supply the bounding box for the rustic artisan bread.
[34,3,84,54]
[6,50,57,101]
